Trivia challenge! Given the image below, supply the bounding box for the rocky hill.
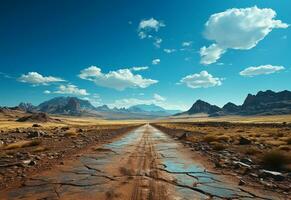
[178,90,291,116]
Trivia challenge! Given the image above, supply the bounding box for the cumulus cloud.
[138,18,165,34]
[130,66,149,71]
[18,72,65,85]
[43,90,51,94]
[200,6,289,64]
[153,37,162,48]
[180,71,223,89]
[163,48,176,53]
[109,94,165,108]
[152,59,160,65]
[138,18,165,47]
[239,65,285,77]
[55,84,89,96]
[200,44,226,65]
[79,66,158,91]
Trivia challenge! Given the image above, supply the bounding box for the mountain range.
[15,97,181,119]
[178,90,291,116]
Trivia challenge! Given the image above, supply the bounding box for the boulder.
[238,137,251,145]
[259,170,285,181]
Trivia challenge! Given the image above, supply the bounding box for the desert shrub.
[285,137,291,145]
[64,131,78,137]
[33,146,48,152]
[276,132,284,137]
[261,150,290,170]
[203,135,217,143]
[279,145,290,151]
[211,142,226,151]
[243,147,261,155]
[217,135,230,142]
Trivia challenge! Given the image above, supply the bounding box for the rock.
[260,170,285,181]
[233,161,252,169]
[22,160,36,166]
[178,132,192,140]
[238,137,251,145]
[0,140,4,148]
[27,130,46,138]
[240,158,253,165]
[32,124,42,127]
[239,179,246,186]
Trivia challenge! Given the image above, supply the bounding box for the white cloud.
[152,59,160,65]
[138,18,165,48]
[201,6,289,64]
[182,41,192,47]
[54,84,89,96]
[109,94,184,110]
[154,93,166,101]
[79,66,158,91]
[130,66,149,71]
[153,37,162,48]
[239,65,285,77]
[180,71,222,89]
[200,44,226,65]
[82,94,102,106]
[138,18,165,33]
[18,72,65,85]
[163,48,176,53]
[44,90,51,94]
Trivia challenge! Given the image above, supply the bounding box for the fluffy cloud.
[54,84,89,95]
[200,44,226,65]
[138,18,165,47]
[18,72,65,85]
[138,18,165,34]
[109,94,165,108]
[152,59,160,65]
[200,6,289,65]
[239,65,285,77]
[153,37,162,48]
[163,48,176,53]
[130,66,149,71]
[79,66,158,91]
[180,71,222,89]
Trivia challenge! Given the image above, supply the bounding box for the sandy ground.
[0,124,285,200]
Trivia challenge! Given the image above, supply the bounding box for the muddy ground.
[0,124,287,199]
[0,123,141,190]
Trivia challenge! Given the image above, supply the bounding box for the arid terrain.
[0,112,290,199]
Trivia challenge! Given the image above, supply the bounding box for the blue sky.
[0,0,290,110]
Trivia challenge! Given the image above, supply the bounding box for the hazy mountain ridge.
[178,90,291,116]
[7,97,180,119]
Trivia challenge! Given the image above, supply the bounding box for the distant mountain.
[180,100,221,115]
[38,97,96,115]
[177,90,291,116]
[18,102,37,112]
[128,104,181,116]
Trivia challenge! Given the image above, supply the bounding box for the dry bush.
[64,131,78,137]
[243,147,261,155]
[217,135,230,142]
[203,135,217,143]
[261,150,290,170]
[285,137,291,145]
[4,140,41,150]
[279,145,290,151]
[210,142,226,151]
[33,146,49,152]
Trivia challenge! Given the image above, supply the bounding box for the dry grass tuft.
[203,135,217,143]
[210,142,226,151]
[4,140,41,150]
[261,150,290,170]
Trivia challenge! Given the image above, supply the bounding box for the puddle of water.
[149,126,253,199]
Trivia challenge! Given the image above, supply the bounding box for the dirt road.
[0,124,279,199]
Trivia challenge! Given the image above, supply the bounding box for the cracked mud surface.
[0,124,282,199]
